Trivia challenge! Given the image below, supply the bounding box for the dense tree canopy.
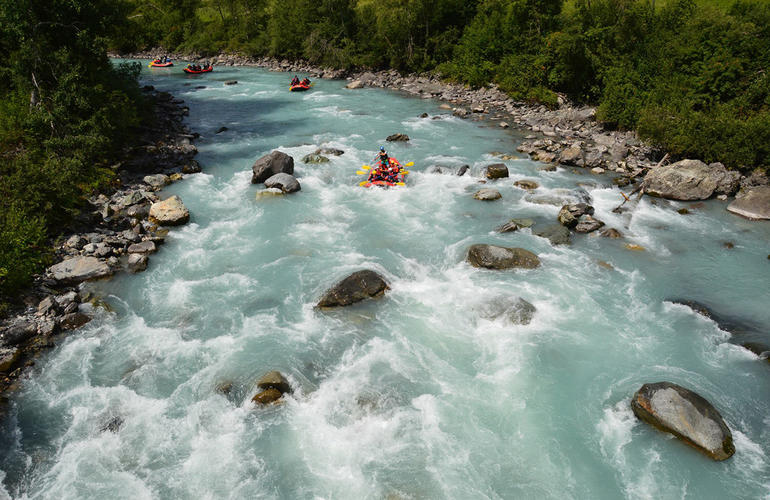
[0,0,143,306]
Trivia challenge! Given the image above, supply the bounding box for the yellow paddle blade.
[359,180,369,186]
[396,182,405,186]
[356,170,368,175]
[400,170,410,175]
[361,165,371,170]
[404,162,414,167]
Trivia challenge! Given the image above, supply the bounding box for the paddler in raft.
[290,75,300,86]
[368,147,401,183]
[301,77,311,86]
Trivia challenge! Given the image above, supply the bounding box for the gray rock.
[127,253,148,273]
[485,163,509,179]
[315,148,344,156]
[535,224,572,245]
[600,228,623,238]
[143,174,170,188]
[466,244,540,270]
[251,151,295,184]
[346,80,364,89]
[302,154,330,164]
[37,296,56,316]
[726,186,770,220]
[473,189,502,201]
[386,133,410,142]
[127,241,157,254]
[65,235,85,249]
[126,204,150,218]
[574,215,605,233]
[475,296,536,325]
[525,188,591,207]
[224,80,238,85]
[60,312,91,331]
[0,318,37,346]
[558,203,594,228]
[631,382,734,461]
[0,347,21,372]
[149,195,190,226]
[317,270,389,307]
[514,180,539,190]
[48,257,113,284]
[643,159,737,200]
[497,221,519,233]
[55,291,78,309]
[264,173,301,194]
[456,165,470,176]
[559,145,583,166]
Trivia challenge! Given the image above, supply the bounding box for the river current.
[1,62,769,499]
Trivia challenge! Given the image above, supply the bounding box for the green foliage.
[0,0,144,306]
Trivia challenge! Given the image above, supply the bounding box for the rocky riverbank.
[0,87,198,402]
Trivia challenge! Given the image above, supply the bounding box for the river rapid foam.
[0,62,769,499]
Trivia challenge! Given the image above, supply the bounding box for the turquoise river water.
[0,62,769,499]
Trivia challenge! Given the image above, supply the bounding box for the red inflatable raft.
[149,61,173,68]
[183,66,213,74]
[289,84,311,92]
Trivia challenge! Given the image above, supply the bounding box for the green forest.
[1,0,769,306]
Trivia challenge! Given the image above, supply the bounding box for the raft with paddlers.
[289,76,313,91]
[356,158,413,188]
[149,59,173,68]
[183,65,213,74]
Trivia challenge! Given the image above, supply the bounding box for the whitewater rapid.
[0,62,768,499]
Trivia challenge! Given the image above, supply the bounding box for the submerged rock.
[302,153,330,164]
[317,270,389,307]
[631,382,735,461]
[48,256,113,284]
[466,244,540,270]
[574,215,605,233]
[600,228,623,238]
[149,195,190,226]
[514,180,539,190]
[534,224,571,245]
[251,150,294,184]
[643,159,740,200]
[727,186,770,220]
[525,188,591,207]
[315,147,344,156]
[264,173,301,194]
[473,188,502,201]
[475,296,536,325]
[252,388,282,405]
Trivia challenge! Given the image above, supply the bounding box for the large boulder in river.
[535,224,571,245]
[317,270,389,308]
[631,382,735,461]
[251,150,294,184]
[557,203,594,228]
[726,186,770,220]
[386,133,409,142]
[149,195,189,226]
[264,173,301,193]
[485,163,509,179]
[48,256,113,284]
[466,244,540,270]
[643,160,740,200]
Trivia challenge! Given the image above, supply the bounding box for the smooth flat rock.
[127,253,148,273]
[466,244,540,270]
[143,174,170,188]
[535,224,571,245]
[264,173,301,193]
[317,270,389,307]
[48,256,112,284]
[127,241,156,254]
[631,382,735,461]
[149,195,189,226]
[251,150,294,184]
[643,159,739,200]
[727,186,770,220]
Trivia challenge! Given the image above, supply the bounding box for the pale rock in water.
[149,195,190,225]
[726,185,770,220]
[264,173,301,193]
[473,188,502,201]
[643,159,740,200]
[631,382,735,461]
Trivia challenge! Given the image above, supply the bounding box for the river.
[0,62,769,499]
